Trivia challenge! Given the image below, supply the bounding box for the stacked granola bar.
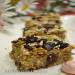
[23,13,65,40]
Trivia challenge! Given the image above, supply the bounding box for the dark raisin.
[53,39,60,45]
[29,68,34,71]
[44,30,47,33]
[23,28,28,31]
[25,35,38,44]
[43,24,54,30]
[32,16,36,20]
[55,40,63,46]
[35,44,40,48]
[53,39,60,42]
[36,16,42,21]
[53,39,69,49]
[15,61,21,67]
[37,39,47,46]
[15,61,18,65]
[46,54,58,65]
[59,42,69,49]
[12,41,18,43]
[43,24,50,30]
[24,44,33,50]
[38,26,42,29]
[56,20,60,23]
[37,39,42,43]
[18,38,24,41]
[42,42,55,50]
[40,14,46,16]
[42,39,47,44]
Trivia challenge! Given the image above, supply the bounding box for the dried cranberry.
[24,44,33,50]
[46,54,58,65]
[42,42,55,50]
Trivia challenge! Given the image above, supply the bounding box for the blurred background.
[0,0,75,32]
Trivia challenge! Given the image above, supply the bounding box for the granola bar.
[23,13,65,40]
[10,35,74,71]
